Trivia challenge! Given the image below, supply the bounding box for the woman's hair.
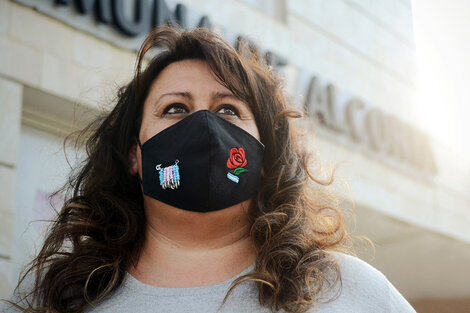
[10,26,354,313]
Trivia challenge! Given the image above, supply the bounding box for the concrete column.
[0,75,23,298]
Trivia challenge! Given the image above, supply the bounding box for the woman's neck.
[128,198,256,288]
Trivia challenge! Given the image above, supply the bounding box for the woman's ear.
[129,138,139,176]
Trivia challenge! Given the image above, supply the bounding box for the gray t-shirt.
[85,251,416,313]
[2,251,416,313]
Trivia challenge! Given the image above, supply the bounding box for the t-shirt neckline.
[123,262,256,297]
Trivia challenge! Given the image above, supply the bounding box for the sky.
[411,0,470,162]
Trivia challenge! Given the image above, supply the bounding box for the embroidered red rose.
[227,147,247,169]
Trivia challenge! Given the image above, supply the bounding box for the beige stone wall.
[0,0,137,297]
[412,298,470,313]
[0,76,22,297]
[180,0,418,120]
[0,0,136,109]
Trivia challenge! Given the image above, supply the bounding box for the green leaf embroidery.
[233,167,248,175]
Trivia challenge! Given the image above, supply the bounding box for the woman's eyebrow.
[156,91,192,105]
[211,92,250,109]
[155,91,248,108]
[212,91,237,100]
[153,91,191,110]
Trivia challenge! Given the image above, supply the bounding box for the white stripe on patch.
[227,172,239,183]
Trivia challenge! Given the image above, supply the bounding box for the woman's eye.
[217,105,239,116]
[163,103,188,115]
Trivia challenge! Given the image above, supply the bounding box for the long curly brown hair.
[8,26,354,313]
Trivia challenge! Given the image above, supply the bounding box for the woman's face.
[130,58,260,186]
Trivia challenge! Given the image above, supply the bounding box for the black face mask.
[137,110,265,213]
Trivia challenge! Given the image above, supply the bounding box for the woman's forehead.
[149,59,231,94]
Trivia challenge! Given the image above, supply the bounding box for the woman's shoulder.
[0,270,37,313]
[313,250,416,313]
[326,250,388,286]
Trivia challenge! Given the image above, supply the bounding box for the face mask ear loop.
[136,137,144,185]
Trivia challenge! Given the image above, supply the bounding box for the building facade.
[0,0,469,311]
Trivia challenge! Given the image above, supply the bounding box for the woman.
[3,26,416,313]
